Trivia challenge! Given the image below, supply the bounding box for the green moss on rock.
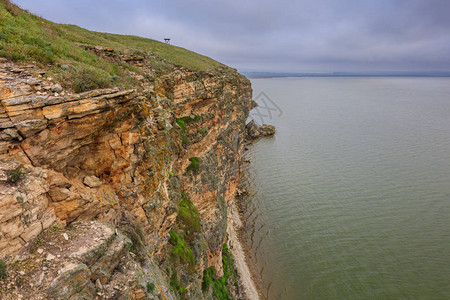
[169,230,194,267]
[201,243,238,300]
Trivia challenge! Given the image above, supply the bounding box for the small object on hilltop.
[164,38,171,44]
[246,120,275,140]
[83,175,102,188]
[50,83,63,93]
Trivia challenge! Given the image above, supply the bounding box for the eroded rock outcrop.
[0,221,175,300]
[0,55,253,299]
[246,120,276,140]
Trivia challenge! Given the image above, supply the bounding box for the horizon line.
[241,70,450,78]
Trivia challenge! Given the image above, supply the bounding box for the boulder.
[83,175,102,188]
[246,120,260,139]
[47,262,92,299]
[48,187,70,201]
[90,234,131,284]
[50,84,63,93]
[246,120,275,140]
[259,124,276,136]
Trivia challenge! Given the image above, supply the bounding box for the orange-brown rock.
[0,53,253,299]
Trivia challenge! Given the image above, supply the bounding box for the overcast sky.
[13,0,450,73]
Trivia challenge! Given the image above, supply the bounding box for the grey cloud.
[12,0,450,72]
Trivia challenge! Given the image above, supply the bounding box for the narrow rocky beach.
[228,196,261,300]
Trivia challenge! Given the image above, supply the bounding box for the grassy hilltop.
[0,0,227,92]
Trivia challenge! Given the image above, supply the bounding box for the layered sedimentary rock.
[245,120,276,140]
[0,53,252,299]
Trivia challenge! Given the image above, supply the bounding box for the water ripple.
[242,77,450,300]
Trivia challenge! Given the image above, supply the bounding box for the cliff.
[0,1,255,299]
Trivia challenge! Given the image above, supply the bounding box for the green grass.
[221,243,236,282]
[175,115,200,129]
[146,282,155,293]
[169,230,194,267]
[0,259,6,280]
[0,0,229,92]
[176,116,200,148]
[186,157,200,173]
[198,127,208,134]
[178,192,201,233]
[166,192,201,279]
[201,243,237,300]
[5,165,25,184]
[169,271,187,298]
[202,267,215,291]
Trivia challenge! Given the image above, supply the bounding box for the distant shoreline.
[243,72,450,79]
[247,75,450,79]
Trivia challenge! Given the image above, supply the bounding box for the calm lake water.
[241,77,450,300]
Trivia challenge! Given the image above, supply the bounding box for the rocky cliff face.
[0,51,252,299]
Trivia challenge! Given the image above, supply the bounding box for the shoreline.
[228,196,261,300]
[227,136,273,300]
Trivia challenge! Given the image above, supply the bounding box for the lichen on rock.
[0,2,256,297]
[0,50,255,299]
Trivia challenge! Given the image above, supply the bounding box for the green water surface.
[242,77,450,299]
